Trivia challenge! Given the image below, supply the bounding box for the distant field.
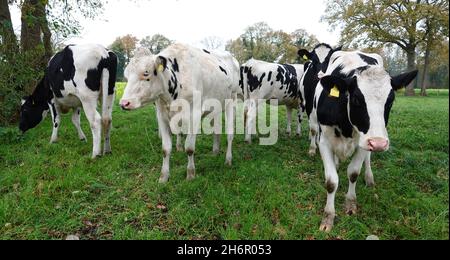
[0,84,448,240]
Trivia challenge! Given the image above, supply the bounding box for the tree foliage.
[226,22,319,64]
[322,0,449,95]
[140,34,172,54]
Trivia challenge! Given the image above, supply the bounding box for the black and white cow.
[298,43,342,156]
[19,44,118,158]
[120,44,240,183]
[310,50,418,232]
[240,59,305,143]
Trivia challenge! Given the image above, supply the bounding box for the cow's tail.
[101,51,118,135]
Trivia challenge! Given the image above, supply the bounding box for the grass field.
[0,84,448,240]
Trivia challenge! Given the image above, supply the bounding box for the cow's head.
[120,48,167,110]
[298,43,342,78]
[320,66,418,152]
[19,79,50,133]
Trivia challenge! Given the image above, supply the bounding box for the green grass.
[0,84,448,240]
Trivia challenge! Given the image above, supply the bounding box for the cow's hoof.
[320,214,335,233]
[159,175,169,184]
[103,151,112,156]
[286,131,292,137]
[345,198,358,216]
[80,137,87,142]
[365,177,376,188]
[213,149,220,156]
[308,149,316,157]
[50,139,58,144]
[91,155,101,160]
[186,174,196,181]
[177,146,184,152]
[225,159,232,167]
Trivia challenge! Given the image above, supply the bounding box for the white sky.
[11,0,340,49]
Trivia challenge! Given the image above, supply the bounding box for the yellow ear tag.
[330,86,340,98]
[303,55,309,60]
[158,64,164,72]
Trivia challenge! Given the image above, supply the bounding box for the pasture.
[0,84,448,240]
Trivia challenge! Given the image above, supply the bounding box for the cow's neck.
[31,77,53,106]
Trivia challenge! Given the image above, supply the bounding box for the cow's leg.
[185,134,197,181]
[308,111,319,156]
[49,102,61,144]
[72,107,87,142]
[102,93,114,155]
[213,134,221,155]
[286,106,293,136]
[364,152,375,187]
[318,138,339,232]
[176,134,184,152]
[245,99,256,144]
[156,105,172,184]
[345,148,369,215]
[225,99,234,166]
[81,98,102,159]
[296,105,304,137]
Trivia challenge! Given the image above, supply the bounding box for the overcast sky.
[11,0,340,49]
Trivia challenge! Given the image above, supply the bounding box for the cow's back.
[159,44,235,101]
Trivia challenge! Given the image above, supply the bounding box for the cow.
[19,44,118,159]
[298,43,342,156]
[120,43,240,183]
[310,50,418,232]
[240,59,305,143]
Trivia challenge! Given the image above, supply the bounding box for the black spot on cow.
[276,65,299,98]
[349,85,370,134]
[239,67,245,92]
[358,53,378,65]
[334,128,341,138]
[219,66,228,75]
[168,69,179,99]
[203,49,211,54]
[384,89,395,126]
[267,71,272,82]
[172,58,180,72]
[246,68,264,92]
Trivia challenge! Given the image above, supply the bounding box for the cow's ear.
[298,49,312,61]
[391,70,418,91]
[155,56,167,73]
[320,75,352,98]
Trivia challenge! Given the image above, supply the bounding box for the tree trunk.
[0,0,18,53]
[21,0,42,52]
[420,41,432,97]
[405,47,417,96]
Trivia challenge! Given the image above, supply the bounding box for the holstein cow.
[298,43,342,156]
[311,50,418,232]
[240,59,305,143]
[120,43,240,183]
[19,44,118,158]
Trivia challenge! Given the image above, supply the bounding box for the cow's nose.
[368,138,389,152]
[120,101,131,110]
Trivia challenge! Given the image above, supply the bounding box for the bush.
[0,49,44,126]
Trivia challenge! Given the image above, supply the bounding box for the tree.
[226,22,319,64]
[109,35,138,81]
[322,0,448,96]
[417,0,449,95]
[200,36,224,50]
[140,34,172,54]
[0,0,18,54]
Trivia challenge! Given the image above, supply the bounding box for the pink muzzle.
[368,138,389,152]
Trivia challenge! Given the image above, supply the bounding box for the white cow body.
[121,43,239,183]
